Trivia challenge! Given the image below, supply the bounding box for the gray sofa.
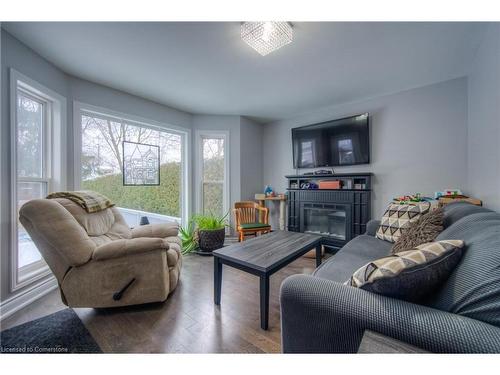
[280,202,500,353]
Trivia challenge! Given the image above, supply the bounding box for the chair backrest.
[234,201,259,224]
[19,198,131,282]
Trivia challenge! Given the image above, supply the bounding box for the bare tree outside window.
[81,113,183,218]
[201,137,225,216]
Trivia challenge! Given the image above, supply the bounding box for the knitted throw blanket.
[47,190,115,213]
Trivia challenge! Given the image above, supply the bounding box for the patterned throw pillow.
[345,240,465,302]
[376,202,431,243]
[391,207,444,254]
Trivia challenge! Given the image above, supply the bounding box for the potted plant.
[179,219,198,255]
[192,212,229,253]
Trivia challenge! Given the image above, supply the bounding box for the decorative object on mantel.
[318,180,342,189]
[122,141,160,186]
[300,181,319,189]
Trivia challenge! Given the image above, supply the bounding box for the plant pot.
[198,228,226,252]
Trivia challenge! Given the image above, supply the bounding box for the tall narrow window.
[197,132,228,216]
[16,91,47,274]
[10,69,66,290]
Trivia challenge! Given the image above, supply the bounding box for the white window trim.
[9,68,67,292]
[194,130,230,217]
[73,101,192,226]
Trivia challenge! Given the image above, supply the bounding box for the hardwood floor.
[1,251,329,353]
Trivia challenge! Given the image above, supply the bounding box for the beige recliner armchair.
[19,198,182,308]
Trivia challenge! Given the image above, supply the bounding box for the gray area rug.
[1,308,102,353]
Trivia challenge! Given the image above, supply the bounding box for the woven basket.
[198,228,226,252]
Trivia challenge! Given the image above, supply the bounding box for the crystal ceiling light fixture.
[241,22,293,56]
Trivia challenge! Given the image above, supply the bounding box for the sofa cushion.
[346,240,464,302]
[313,235,391,283]
[425,211,500,327]
[391,207,444,254]
[441,201,492,228]
[376,202,431,243]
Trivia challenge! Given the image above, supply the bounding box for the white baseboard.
[0,276,58,321]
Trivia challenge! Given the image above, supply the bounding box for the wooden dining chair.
[233,201,271,242]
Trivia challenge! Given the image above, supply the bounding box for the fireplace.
[286,173,372,249]
[301,203,351,241]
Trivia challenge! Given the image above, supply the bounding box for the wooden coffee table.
[213,231,323,330]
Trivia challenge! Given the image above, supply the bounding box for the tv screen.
[292,113,370,168]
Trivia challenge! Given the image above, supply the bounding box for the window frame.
[9,69,67,291]
[73,102,191,226]
[194,130,230,217]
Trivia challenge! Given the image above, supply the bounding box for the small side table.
[255,195,287,230]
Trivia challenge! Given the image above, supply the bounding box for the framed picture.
[122,141,160,186]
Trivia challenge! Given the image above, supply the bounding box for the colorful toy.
[264,185,276,197]
[434,189,463,199]
[393,193,433,204]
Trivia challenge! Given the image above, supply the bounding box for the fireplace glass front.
[302,203,348,240]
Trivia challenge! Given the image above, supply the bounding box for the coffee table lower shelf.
[213,231,323,330]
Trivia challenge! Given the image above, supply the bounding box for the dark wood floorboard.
[1,250,330,353]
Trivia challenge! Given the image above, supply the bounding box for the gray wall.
[262,78,469,227]
[240,117,264,201]
[467,24,500,211]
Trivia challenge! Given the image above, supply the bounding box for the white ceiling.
[3,22,487,123]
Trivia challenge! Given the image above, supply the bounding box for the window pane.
[203,182,223,216]
[17,181,46,268]
[17,93,44,178]
[201,137,225,215]
[202,138,225,181]
[81,114,183,224]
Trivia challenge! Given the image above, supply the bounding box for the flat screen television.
[292,113,370,169]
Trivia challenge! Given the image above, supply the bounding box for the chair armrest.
[255,205,269,224]
[131,223,179,239]
[92,238,169,261]
[365,219,381,236]
[280,274,500,353]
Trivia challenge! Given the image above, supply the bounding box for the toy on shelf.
[264,185,276,197]
[300,182,319,190]
[393,193,433,205]
[434,189,463,199]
